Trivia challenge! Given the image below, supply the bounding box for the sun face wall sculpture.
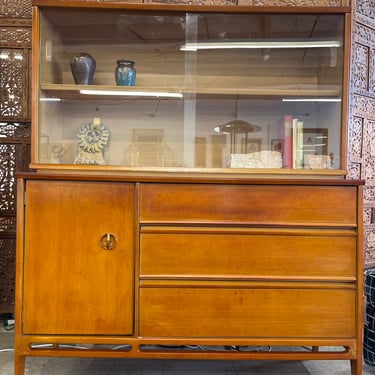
[74,117,110,165]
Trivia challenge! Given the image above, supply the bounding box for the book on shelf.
[281,115,293,168]
[292,118,304,169]
[281,115,304,169]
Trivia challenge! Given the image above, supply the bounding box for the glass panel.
[37,7,345,170]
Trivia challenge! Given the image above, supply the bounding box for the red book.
[282,115,293,168]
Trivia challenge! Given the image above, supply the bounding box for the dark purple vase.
[70,53,96,85]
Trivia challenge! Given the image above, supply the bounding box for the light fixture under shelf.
[180,40,342,51]
[282,98,342,102]
[39,97,62,102]
[79,90,183,98]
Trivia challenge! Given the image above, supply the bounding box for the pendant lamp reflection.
[214,120,262,154]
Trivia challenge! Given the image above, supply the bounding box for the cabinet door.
[22,180,135,335]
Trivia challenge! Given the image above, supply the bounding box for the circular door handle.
[99,233,117,250]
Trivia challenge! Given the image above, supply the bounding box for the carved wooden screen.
[0,0,32,313]
[347,0,375,268]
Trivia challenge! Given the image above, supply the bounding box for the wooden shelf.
[40,83,341,99]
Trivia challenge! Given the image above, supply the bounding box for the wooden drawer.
[140,227,356,280]
[140,184,357,226]
[139,283,355,338]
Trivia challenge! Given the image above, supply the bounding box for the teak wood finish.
[14,173,364,375]
[14,1,364,375]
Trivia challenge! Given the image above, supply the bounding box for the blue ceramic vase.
[115,60,136,86]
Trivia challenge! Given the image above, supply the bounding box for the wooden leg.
[350,359,362,375]
[14,354,25,375]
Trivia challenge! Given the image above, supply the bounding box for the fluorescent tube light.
[282,98,341,102]
[40,97,62,102]
[80,90,183,98]
[180,40,342,51]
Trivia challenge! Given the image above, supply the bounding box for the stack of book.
[282,115,304,169]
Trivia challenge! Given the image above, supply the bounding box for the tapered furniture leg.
[14,354,25,375]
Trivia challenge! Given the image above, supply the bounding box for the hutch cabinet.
[14,1,364,375]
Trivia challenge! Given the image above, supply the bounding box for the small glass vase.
[115,60,136,86]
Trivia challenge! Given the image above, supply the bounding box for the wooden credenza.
[14,173,364,375]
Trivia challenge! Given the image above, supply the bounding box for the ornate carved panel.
[365,229,375,265]
[348,0,375,268]
[144,0,350,4]
[239,0,348,5]
[77,0,352,5]
[356,0,375,21]
[0,122,31,312]
[0,1,32,312]
[0,0,32,19]
[144,0,236,4]
[0,238,16,311]
[68,0,141,1]
[0,24,32,48]
[0,48,30,121]
[362,119,375,182]
[348,116,363,161]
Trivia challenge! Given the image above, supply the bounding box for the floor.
[1,327,375,375]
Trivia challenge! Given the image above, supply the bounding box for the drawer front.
[140,229,356,280]
[139,286,355,338]
[140,184,357,226]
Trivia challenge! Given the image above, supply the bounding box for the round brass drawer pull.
[99,233,117,250]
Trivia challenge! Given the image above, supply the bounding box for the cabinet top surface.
[17,171,364,186]
[32,1,351,12]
